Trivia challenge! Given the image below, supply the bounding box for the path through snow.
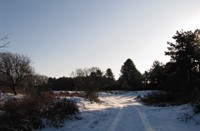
[40,91,200,131]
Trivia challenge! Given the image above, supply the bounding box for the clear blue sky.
[1,0,200,78]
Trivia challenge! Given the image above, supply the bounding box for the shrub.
[56,91,100,103]
[139,91,189,106]
[57,91,85,97]
[43,98,79,128]
[0,86,13,93]
[0,91,79,130]
[85,91,100,103]
[0,98,44,130]
[194,99,200,113]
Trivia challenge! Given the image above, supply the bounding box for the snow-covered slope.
[40,91,200,131]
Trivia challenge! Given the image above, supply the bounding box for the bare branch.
[0,52,34,95]
[0,34,10,48]
[0,42,10,48]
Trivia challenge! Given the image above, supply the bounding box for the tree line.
[1,29,200,101]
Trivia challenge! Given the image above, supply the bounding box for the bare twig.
[0,34,10,48]
[0,42,10,48]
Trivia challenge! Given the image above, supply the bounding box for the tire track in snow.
[106,105,124,131]
[135,106,154,131]
[106,94,155,131]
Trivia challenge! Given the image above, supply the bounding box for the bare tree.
[0,52,34,95]
[71,67,103,101]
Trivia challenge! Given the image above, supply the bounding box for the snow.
[39,91,200,131]
[0,93,24,104]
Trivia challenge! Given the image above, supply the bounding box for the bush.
[57,91,85,97]
[85,91,100,103]
[43,98,79,128]
[0,91,79,130]
[139,91,189,106]
[0,86,15,94]
[56,91,99,103]
[194,99,200,113]
[0,98,44,130]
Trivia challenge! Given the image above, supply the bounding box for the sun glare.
[189,21,200,30]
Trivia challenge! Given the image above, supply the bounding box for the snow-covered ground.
[39,91,200,131]
[0,93,24,105]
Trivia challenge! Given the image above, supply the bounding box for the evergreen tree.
[142,71,150,87]
[105,68,115,81]
[119,58,143,90]
[103,68,116,90]
[148,61,165,89]
[165,29,200,92]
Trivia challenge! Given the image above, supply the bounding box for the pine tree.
[148,61,165,88]
[103,68,116,90]
[105,68,115,81]
[119,59,143,90]
[165,29,200,92]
